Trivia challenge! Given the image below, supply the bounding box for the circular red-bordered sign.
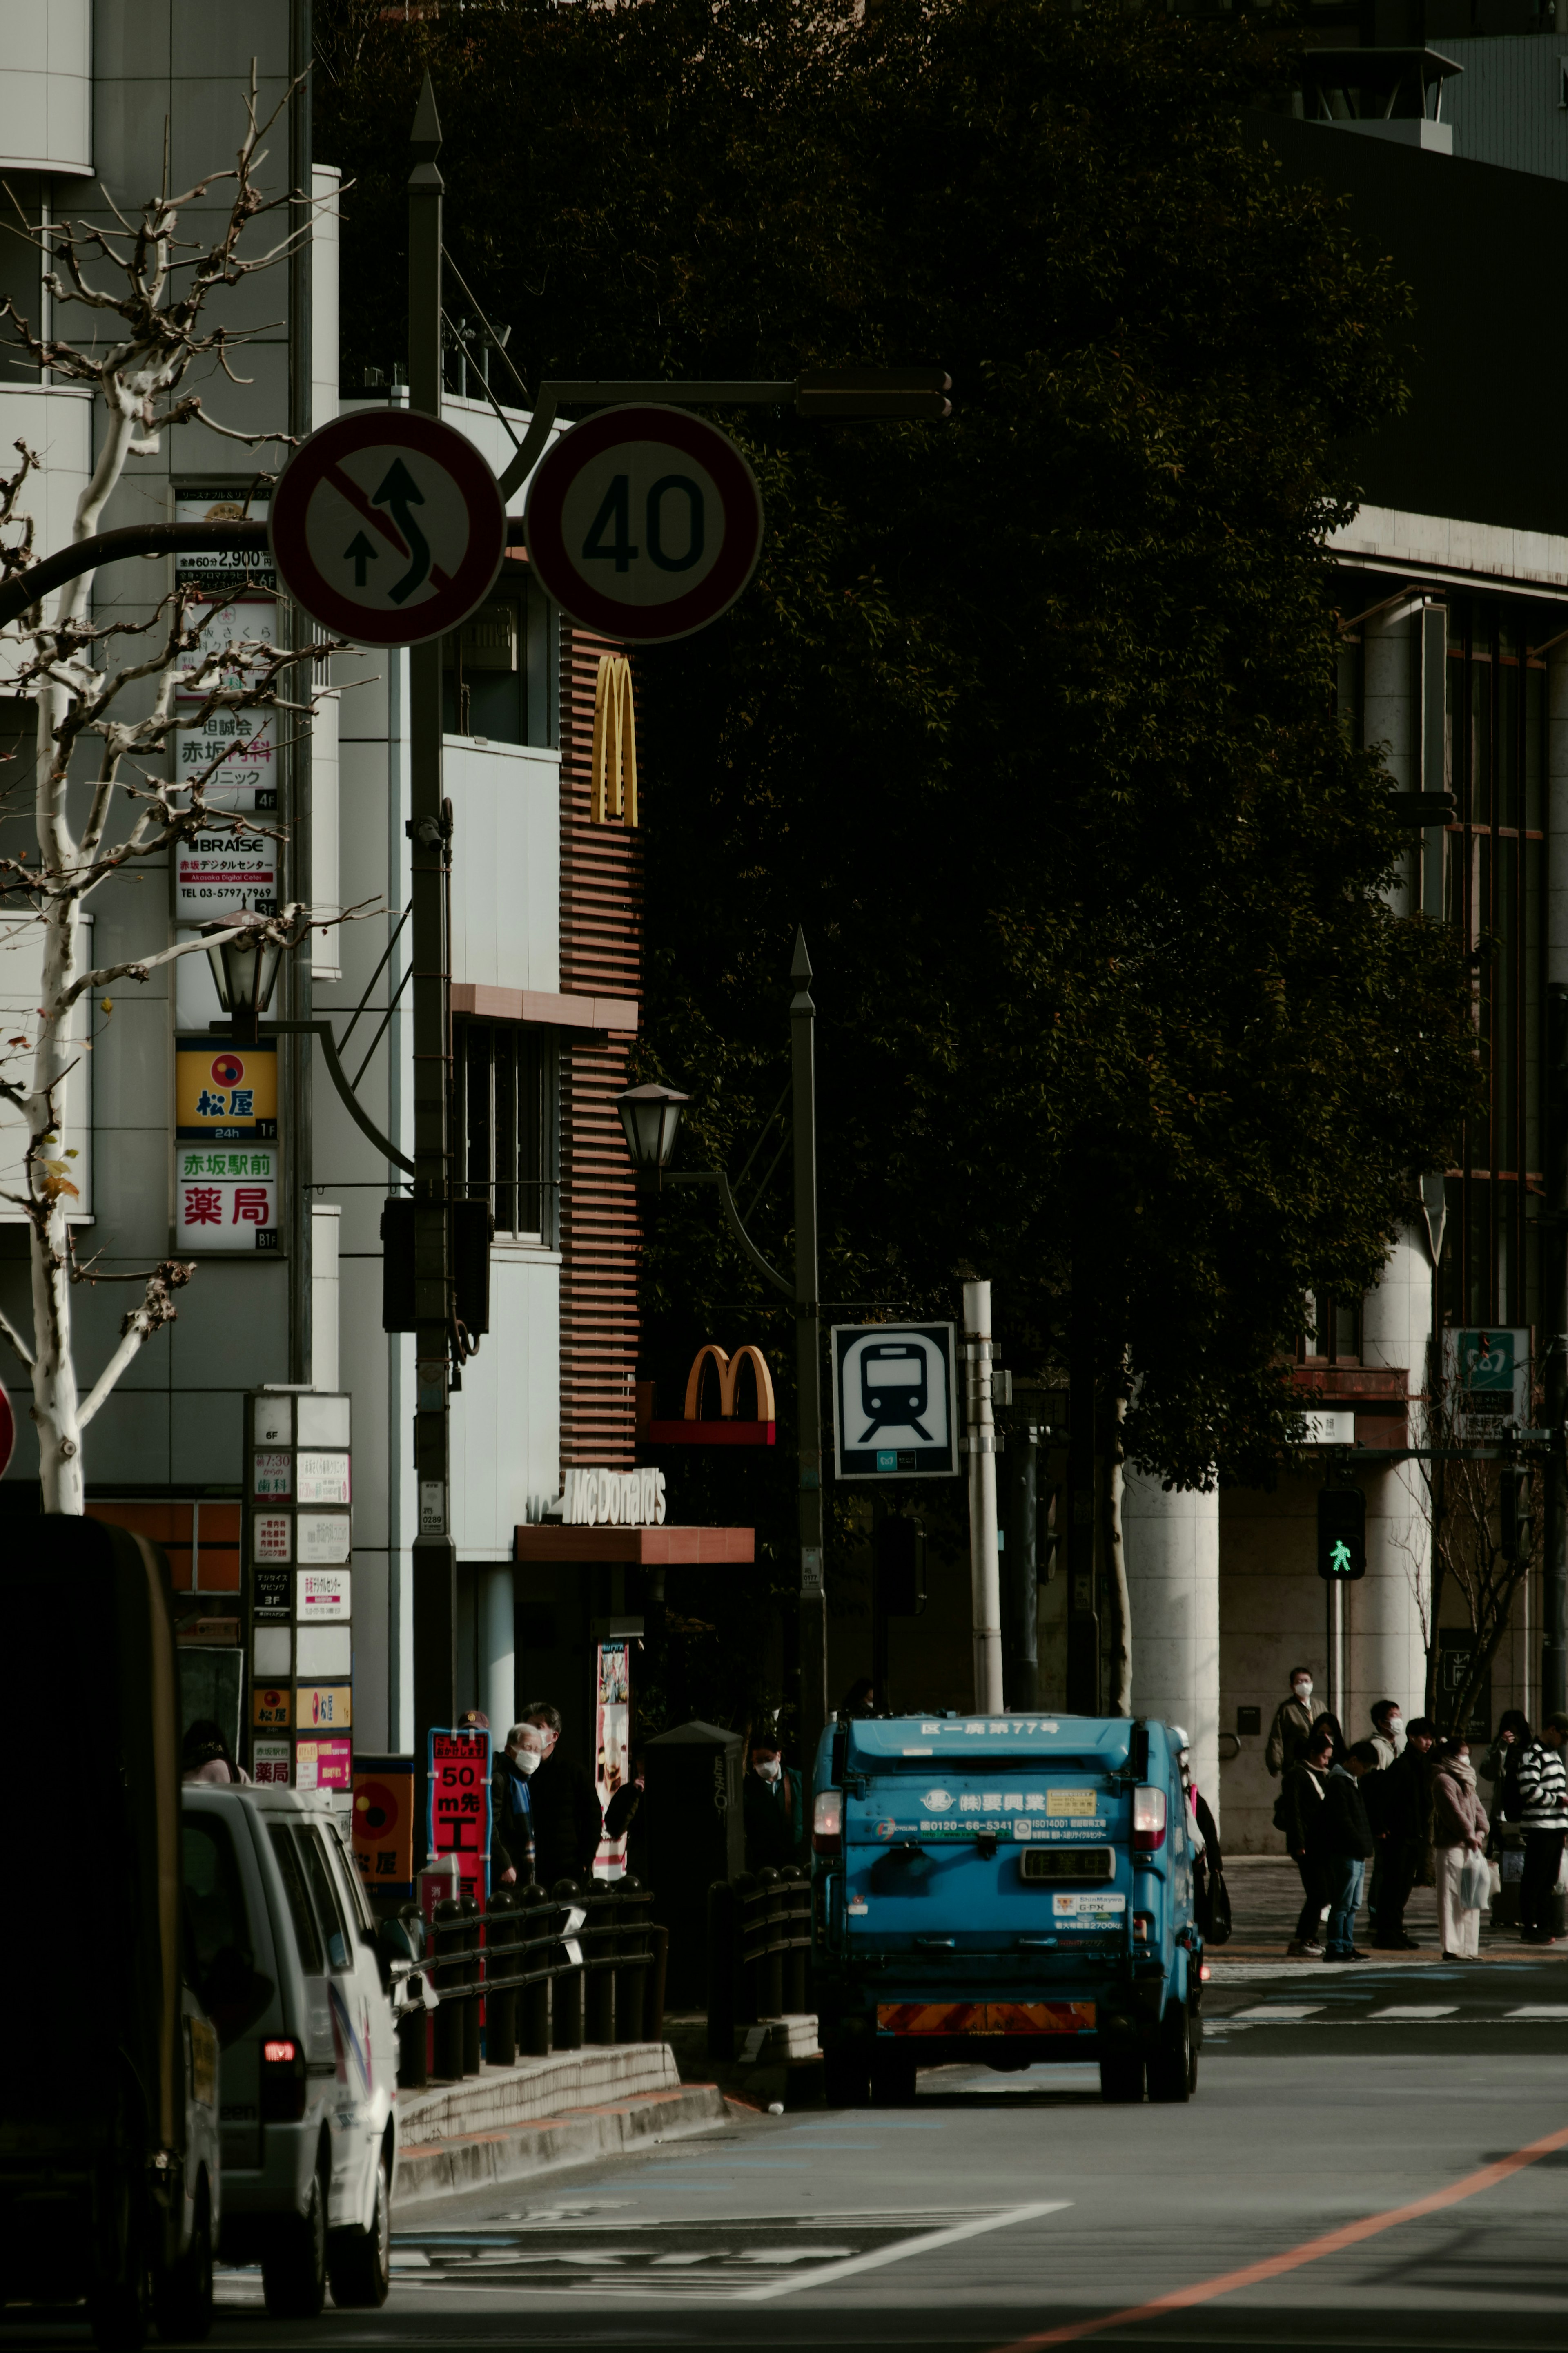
[269,410,507,648]
[524,404,764,644]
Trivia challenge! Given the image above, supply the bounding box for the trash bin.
[645,1721,745,2007]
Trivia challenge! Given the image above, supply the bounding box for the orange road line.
[990,2116,1568,2351]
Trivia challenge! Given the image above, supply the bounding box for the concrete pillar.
[1350,1225,1432,1737]
[482,1564,516,1740]
[1125,1469,1221,1830]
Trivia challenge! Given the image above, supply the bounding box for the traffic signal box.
[1501,1465,1536,1560]
[1317,1488,1366,1581]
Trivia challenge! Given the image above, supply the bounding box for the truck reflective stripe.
[876,2001,1095,2036]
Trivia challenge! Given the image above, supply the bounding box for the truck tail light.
[1131,1787,1167,1852]
[1133,1912,1155,1943]
[812,1789,843,1858]
[261,2032,307,2123]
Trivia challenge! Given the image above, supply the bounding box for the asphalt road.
[172,1952,1568,2353]
[10,1952,1567,2353]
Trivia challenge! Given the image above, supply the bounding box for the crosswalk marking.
[1370,2005,1458,2018]
[1233,2006,1324,2021]
[1505,2004,1568,2018]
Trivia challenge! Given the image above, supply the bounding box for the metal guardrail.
[706,1867,813,2061]
[393,1878,668,2089]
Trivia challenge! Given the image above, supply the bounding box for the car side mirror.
[376,1914,420,1978]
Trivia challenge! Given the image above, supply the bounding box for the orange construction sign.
[876,2001,1095,2036]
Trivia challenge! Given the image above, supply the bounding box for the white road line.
[1232,2006,1324,2021]
[1369,2005,1457,2018]
[733,2200,1071,2304]
[1506,2004,1568,2018]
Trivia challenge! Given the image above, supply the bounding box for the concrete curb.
[396,2042,681,2144]
[394,2083,728,2205]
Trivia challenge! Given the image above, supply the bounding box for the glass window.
[298,1826,354,1973]
[458,1019,557,1243]
[442,569,554,747]
[269,1823,324,1976]
[182,1818,253,1978]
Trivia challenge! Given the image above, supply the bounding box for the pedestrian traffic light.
[1317,1488,1366,1581]
[1501,1464,1535,1560]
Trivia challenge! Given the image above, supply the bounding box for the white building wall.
[1351,1228,1432,1743]
[0,0,92,176]
[1125,1470,1221,1831]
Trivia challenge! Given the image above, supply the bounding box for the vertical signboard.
[593,1640,631,1880]
[351,1758,416,1900]
[175,1039,280,1251]
[427,1727,492,1902]
[242,1390,352,1783]
[174,486,280,837]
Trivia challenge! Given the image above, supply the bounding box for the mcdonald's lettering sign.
[562,1465,668,1527]
[642,1343,777,1448]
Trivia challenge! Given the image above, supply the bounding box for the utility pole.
[793,931,828,1763]
[408,74,456,1845]
[1545,982,1568,1719]
[963,1280,1004,1713]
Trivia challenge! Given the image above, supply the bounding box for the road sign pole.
[963,1281,1005,1715]
[408,73,455,1842]
[1545,984,1568,1720]
[792,931,828,1766]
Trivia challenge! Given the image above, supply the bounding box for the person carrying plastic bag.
[1430,1735,1490,1960]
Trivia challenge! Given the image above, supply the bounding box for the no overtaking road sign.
[270,410,507,648]
[524,404,764,644]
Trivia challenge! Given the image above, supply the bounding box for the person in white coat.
[1430,1736,1489,1961]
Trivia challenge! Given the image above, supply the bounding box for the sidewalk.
[1212,1853,1568,1966]
[394,2043,728,2205]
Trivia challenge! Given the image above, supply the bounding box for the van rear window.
[182,1817,253,1976]
[269,1824,325,1976]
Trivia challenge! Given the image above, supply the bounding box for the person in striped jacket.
[1516,1712,1568,1945]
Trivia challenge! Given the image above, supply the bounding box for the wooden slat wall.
[559,624,643,1472]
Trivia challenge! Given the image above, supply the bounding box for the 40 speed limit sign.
[524,404,764,643]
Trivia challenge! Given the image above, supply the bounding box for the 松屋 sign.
[560,1466,667,1527]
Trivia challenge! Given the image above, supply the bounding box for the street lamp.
[612,934,827,1761]
[616,1082,689,1191]
[202,913,283,1046]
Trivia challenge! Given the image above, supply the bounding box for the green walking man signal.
[1317,1488,1366,1581]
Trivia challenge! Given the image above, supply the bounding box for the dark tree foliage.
[318,0,1476,1715]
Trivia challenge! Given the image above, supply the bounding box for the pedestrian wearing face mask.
[1368,1700,1405,1772]
[1430,1735,1489,1960]
[517,1700,605,1887]
[1372,1714,1437,1948]
[1265,1667,1317,1780]
[744,1737,806,1870]
[492,1722,543,1888]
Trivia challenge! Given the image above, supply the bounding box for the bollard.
[459,1894,483,2077]
[733,1871,760,2028]
[486,1887,519,2067]
[707,1880,737,2060]
[784,1866,810,2013]
[584,1882,616,2045]
[431,1898,465,2080]
[520,1885,552,2056]
[396,1904,430,2089]
[644,1922,669,2045]
[615,1878,650,2045]
[551,1880,584,2051]
[756,1869,786,2020]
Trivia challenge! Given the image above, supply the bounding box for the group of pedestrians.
[1267,1666,1568,1960]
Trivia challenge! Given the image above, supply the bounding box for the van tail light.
[261,2032,307,2123]
[1199,1962,1212,1983]
[1133,1912,1156,1944]
[1132,1787,1167,1852]
[812,1789,843,1858]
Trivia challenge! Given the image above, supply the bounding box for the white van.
[180,1784,400,2317]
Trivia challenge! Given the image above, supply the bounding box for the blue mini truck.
[810,1712,1202,2105]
